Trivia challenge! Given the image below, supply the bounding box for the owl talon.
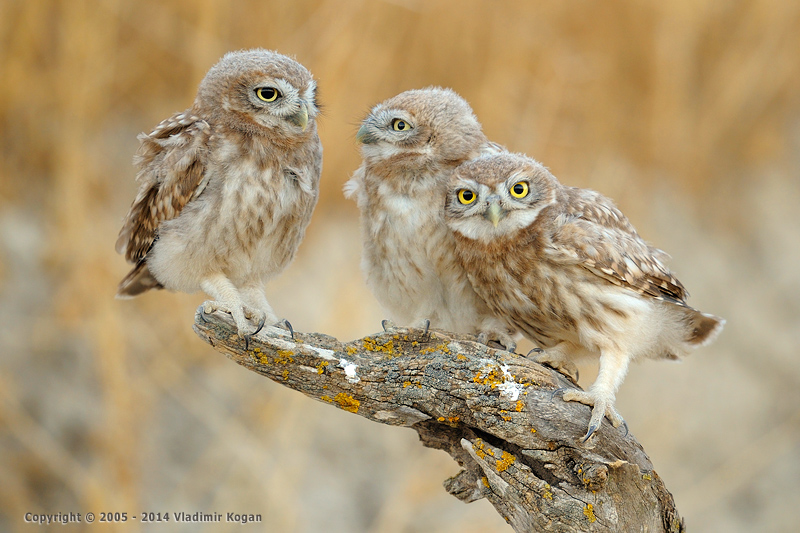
[381,319,397,332]
[526,347,544,356]
[582,424,599,442]
[550,387,569,401]
[251,314,267,336]
[422,319,431,336]
[277,319,295,339]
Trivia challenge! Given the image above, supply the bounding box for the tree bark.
[193,308,684,533]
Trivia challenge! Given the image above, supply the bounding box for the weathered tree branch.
[193,308,684,532]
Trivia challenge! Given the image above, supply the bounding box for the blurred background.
[1,0,799,531]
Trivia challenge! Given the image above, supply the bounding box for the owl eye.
[392,118,412,131]
[457,189,476,205]
[510,181,529,198]
[255,87,281,102]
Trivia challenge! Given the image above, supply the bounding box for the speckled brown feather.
[115,112,211,264]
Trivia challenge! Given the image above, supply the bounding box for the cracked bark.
[193,308,685,533]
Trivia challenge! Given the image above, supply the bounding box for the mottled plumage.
[445,152,724,440]
[344,87,513,347]
[116,49,322,340]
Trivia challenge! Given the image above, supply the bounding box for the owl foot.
[477,330,517,353]
[201,301,267,350]
[530,350,579,383]
[561,389,625,442]
[381,319,397,332]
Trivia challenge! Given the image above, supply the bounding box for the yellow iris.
[256,87,279,102]
[510,181,529,198]
[458,189,476,205]
[392,118,411,131]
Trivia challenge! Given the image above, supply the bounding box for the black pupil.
[514,184,525,195]
[261,88,275,99]
[396,120,405,129]
[463,191,473,201]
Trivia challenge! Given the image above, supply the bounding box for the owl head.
[445,153,559,243]
[356,87,487,170]
[195,49,319,137]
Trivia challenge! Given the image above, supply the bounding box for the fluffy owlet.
[444,152,725,440]
[344,87,514,348]
[116,49,322,343]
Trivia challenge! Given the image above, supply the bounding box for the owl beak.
[290,103,309,131]
[356,124,376,144]
[484,199,506,228]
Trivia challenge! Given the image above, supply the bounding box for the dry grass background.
[1,0,799,531]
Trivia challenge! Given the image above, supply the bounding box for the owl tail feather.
[682,307,725,347]
[116,262,163,299]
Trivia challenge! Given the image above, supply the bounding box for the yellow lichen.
[542,484,553,500]
[346,346,357,355]
[584,504,596,523]
[321,395,332,403]
[362,337,395,355]
[472,439,487,459]
[437,416,445,422]
[530,428,537,433]
[496,451,515,472]
[282,369,289,381]
[472,364,504,388]
[275,350,295,364]
[334,393,360,413]
[515,400,524,412]
[643,473,652,481]
[456,354,468,361]
[482,477,490,488]
[419,343,451,355]
[403,381,412,388]
[316,361,329,374]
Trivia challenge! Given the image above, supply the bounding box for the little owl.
[116,49,322,344]
[444,152,724,440]
[344,87,514,349]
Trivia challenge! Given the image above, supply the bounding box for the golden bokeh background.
[1,1,799,531]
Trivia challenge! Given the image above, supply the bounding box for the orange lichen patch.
[496,451,515,472]
[584,504,596,523]
[321,395,333,403]
[456,354,468,361]
[316,361,329,374]
[515,400,524,412]
[345,346,357,355]
[419,342,451,355]
[403,381,413,388]
[530,428,537,433]
[482,476,490,488]
[362,337,395,355]
[275,350,295,364]
[642,473,652,481]
[472,438,487,459]
[282,369,289,381]
[437,416,460,426]
[334,393,360,413]
[472,364,504,388]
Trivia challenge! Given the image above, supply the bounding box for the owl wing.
[546,188,688,303]
[115,112,212,263]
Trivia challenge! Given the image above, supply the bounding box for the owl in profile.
[344,87,514,349]
[444,152,725,440]
[116,49,322,344]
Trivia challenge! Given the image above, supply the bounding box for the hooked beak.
[484,198,506,228]
[290,102,309,131]
[356,124,376,144]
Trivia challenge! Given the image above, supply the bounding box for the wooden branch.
[193,308,684,533]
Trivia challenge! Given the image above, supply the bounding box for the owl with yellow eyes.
[445,152,725,440]
[344,87,515,349]
[116,49,322,345]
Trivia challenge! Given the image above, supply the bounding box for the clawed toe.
[277,318,295,339]
[381,319,396,332]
